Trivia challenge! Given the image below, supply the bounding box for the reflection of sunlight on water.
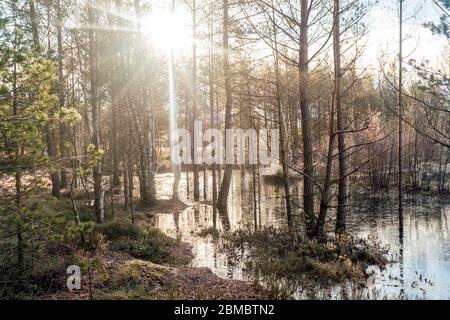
[153,172,450,299]
[154,203,248,280]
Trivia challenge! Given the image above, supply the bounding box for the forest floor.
[0,191,267,300]
[42,249,267,300]
[0,177,389,300]
[65,210,267,300]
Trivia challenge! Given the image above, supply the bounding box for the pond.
[153,171,450,300]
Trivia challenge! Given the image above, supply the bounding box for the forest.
[0,0,449,300]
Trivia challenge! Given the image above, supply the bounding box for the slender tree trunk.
[127,128,135,224]
[168,0,181,200]
[209,4,218,221]
[124,161,130,210]
[47,0,62,197]
[192,0,200,201]
[12,41,24,268]
[15,171,24,268]
[398,0,404,214]
[316,81,336,238]
[252,164,258,230]
[132,0,154,207]
[110,1,122,189]
[299,0,316,237]
[413,129,418,188]
[70,128,81,224]
[29,0,40,48]
[334,0,348,235]
[56,0,68,189]
[216,0,233,213]
[88,0,104,223]
[185,88,190,196]
[271,5,292,226]
[29,0,61,197]
[146,65,157,204]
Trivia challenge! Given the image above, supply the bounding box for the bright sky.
[363,0,449,70]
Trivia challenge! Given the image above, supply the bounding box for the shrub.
[226,226,387,296]
[96,220,142,241]
[111,228,177,264]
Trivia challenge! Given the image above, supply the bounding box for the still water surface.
[153,172,450,299]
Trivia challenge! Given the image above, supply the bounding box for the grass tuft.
[225,226,388,298]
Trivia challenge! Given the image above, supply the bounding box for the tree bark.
[29,0,40,48]
[110,0,122,190]
[209,2,218,221]
[271,4,292,227]
[335,0,348,235]
[56,0,68,189]
[88,0,104,223]
[299,0,316,237]
[398,0,404,215]
[192,0,200,201]
[29,0,61,198]
[216,0,233,213]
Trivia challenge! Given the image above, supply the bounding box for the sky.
[363,0,449,70]
[64,0,449,72]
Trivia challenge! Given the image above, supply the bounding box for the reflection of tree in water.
[194,206,200,224]
[173,211,180,237]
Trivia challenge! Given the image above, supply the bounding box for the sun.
[141,8,191,52]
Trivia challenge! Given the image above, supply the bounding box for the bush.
[0,241,75,298]
[226,227,387,294]
[96,220,142,241]
[111,228,177,264]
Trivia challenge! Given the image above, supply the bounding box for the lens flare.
[142,9,191,52]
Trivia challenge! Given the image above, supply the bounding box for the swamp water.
[153,171,450,299]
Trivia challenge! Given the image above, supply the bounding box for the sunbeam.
[141,8,191,52]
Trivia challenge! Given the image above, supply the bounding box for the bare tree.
[217,0,233,213]
[88,0,104,223]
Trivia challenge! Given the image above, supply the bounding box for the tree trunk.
[192,0,200,201]
[56,0,68,189]
[127,127,135,224]
[29,0,61,198]
[29,0,40,48]
[299,0,316,237]
[398,0,404,215]
[168,0,181,200]
[88,0,104,223]
[15,171,24,268]
[209,3,218,221]
[334,0,348,235]
[271,5,292,227]
[216,0,233,213]
[12,45,24,268]
[110,1,122,190]
[316,80,336,238]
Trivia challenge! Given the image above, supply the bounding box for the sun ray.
[141,8,192,52]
